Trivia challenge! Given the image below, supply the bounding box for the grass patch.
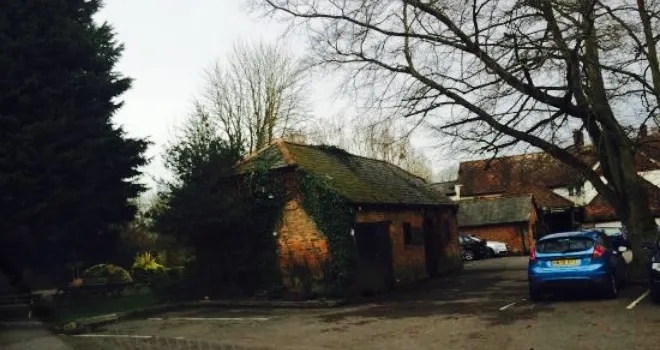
[53,292,159,324]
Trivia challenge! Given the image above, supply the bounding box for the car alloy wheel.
[464,250,475,261]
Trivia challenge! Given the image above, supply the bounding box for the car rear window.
[536,237,595,253]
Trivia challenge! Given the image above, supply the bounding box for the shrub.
[82,264,133,285]
[132,252,164,272]
[131,252,165,284]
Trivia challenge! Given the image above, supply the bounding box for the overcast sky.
[96,0,456,191]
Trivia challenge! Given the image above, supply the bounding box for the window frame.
[402,222,413,246]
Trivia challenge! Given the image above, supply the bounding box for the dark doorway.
[423,218,439,278]
[354,221,394,294]
[542,209,576,234]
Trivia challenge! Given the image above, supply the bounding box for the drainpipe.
[453,184,462,201]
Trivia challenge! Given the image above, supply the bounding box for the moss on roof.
[458,196,535,227]
[236,140,454,206]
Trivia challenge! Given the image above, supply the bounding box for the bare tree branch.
[252,0,660,239]
[198,41,309,154]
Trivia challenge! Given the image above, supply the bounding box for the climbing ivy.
[298,172,357,296]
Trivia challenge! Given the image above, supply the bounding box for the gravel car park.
[3,257,654,350]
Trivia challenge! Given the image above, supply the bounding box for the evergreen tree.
[152,109,283,298]
[0,0,149,281]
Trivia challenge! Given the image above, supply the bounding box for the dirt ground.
[3,257,660,349]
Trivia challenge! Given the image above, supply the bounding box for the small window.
[575,186,582,196]
[403,222,412,245]
[568,185,582,197]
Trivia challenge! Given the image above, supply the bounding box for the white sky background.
[96,0,460,192]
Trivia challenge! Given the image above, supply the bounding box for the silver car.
[466,234,509,257]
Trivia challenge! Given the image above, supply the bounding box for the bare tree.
[304,115,435,180]
[354,118,435,180]
[303,114,353,146]
[253,0,660,245]
[199,41,309,154]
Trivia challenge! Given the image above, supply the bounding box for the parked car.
[465,234,509,257]
[459,235,489,261]
[642,237,660,303]
[528,230,629,301]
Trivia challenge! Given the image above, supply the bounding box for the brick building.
[237,140,462,295]
[457,196,539,254]
[456,150,590,233]
[583,178,660,228]
[451,128,660,234]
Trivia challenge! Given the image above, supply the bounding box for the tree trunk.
[620,182,657,278]
[598,134,657,277]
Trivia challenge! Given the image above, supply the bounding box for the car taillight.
[593,244,606,258]
[529,248,536,261]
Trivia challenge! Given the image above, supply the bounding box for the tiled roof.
[236,140,455,206]
[636,133,660,167]
[458,196,535,227]
[430,181,457,196]
[458,135,660,208]
[506,186,575,210]
[458,151,597,197]
[584,178,660,222]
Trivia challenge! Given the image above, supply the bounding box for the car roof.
[539,230,600,241]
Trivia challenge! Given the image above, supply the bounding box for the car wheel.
[486,247,495,258]
[603,274,618,299]
[529,285,542,301]
[463,250,475,261]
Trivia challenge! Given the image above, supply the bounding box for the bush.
[82,264,133,285]
[131,252,165,283]
[132,252,164,271]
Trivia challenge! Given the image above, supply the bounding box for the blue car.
[528,230,629,300]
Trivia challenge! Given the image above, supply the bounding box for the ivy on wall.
[298,172,357,296]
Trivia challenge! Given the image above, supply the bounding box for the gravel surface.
[4,257,659,349]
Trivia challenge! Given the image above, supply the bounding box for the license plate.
[552,259,580,267]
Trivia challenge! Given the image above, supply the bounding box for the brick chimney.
[573,130,584,149]
[640,123,648,137]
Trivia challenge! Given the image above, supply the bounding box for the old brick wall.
[356,208,426,283]
[276,194,329,293]
[431,208,463,274]
[460,224,528,254]
[356,206,461,284]
[274,169,461,292]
